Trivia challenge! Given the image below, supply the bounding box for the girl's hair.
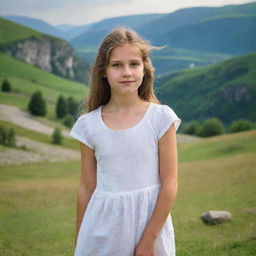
[84,27,162,113]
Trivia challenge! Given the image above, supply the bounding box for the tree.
[1,79,12,92]
[199,118,225,137]
[63,114,75,128]
[52,127,63,144]
[229,119,254,133]
[67,96,78,116]
[184,121,201,136]
[56,95,67,119]
[28,91,47,116]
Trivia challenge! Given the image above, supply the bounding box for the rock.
[201,210,232,225]
[246,207,256,214]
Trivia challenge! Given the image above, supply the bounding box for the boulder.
[201,210,232,225]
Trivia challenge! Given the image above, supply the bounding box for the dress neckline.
[99,102,153,132]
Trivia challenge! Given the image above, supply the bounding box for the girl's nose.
[123,65,132,76]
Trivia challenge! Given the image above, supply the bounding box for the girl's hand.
[134,236,157,256]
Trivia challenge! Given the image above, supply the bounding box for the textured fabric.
[69,102,182,256]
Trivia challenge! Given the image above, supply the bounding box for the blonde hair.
[84,27,162,113]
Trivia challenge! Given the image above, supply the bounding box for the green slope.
[0,17,62,45]
[160,15,256,55]
[0,52,88,120]
[157,53,256,124]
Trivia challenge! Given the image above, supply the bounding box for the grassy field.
[0,130,255,255]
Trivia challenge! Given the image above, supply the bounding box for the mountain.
[156,53,256,125]
[70,13,165,47]
[70,2,256,76]
[4,15,65,39]
[3,15,97,41]
[0,17,89,83]
[157,15,256,55]
[137,2,256,43]
[56,24,77,31]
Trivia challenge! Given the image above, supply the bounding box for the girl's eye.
[112,63,120,67]
[130,62,139,66]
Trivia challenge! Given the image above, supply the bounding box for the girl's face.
[104,43,145,96]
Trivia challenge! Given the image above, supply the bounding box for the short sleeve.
[69,116,94,150]
[156,105,182,140]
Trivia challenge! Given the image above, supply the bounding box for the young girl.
[70,27,181,256]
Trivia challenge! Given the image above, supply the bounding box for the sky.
[1,0,255,26]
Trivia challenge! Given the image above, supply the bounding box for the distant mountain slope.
[4,15,65,39]
[158,15,256,55]
[3,15,97,41]
[138,2,256,43]
[156,53,256,124]
[70,13,165,47]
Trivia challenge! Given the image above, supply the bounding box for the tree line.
[182,118,255,137]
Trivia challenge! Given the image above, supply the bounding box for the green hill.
[0,52,88,120]
[159,15,256,55]
[0,17,89,83]
[0,17,59,45]
[156,53,256,125]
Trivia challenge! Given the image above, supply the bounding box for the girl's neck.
[105,96,147,111]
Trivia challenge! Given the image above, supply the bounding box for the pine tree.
[52,127,63,144]
[56,95,67,119]
[1,79,12,92]
[67,96,78,116]
[28,91,47,116]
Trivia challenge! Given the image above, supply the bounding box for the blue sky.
[0,0,255,25]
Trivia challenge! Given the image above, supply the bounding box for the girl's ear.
[103,73,107,78]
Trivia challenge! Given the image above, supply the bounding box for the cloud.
[0,0,254,25]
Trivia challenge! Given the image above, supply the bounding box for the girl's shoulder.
[150,102,182,137]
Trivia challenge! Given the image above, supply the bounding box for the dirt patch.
[0,103,70,136]
[0,136,79,166]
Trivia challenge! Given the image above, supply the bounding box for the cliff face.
[1,35,88,83]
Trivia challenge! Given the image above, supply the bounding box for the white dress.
[69,102,181,256]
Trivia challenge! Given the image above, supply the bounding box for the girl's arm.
[75,142,97,248]
[134,123,178,255]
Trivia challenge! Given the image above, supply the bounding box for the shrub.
[56,95,67,119]
[184,121,201,136]
[199,118,225,137]
[0,125,7,145]
[52,127,63,145]
[1,79,12,92]
[63,114,74,128]
[28,91,47,116]
[0,126,16,146]
[6,128,16,147]
[229,119,254,133]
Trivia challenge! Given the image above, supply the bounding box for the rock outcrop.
[1,35,88,83]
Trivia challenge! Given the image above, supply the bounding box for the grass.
[0,120,79,151]
[0,130,255,255]
[178,130,256,162]
[174,152,256,255]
